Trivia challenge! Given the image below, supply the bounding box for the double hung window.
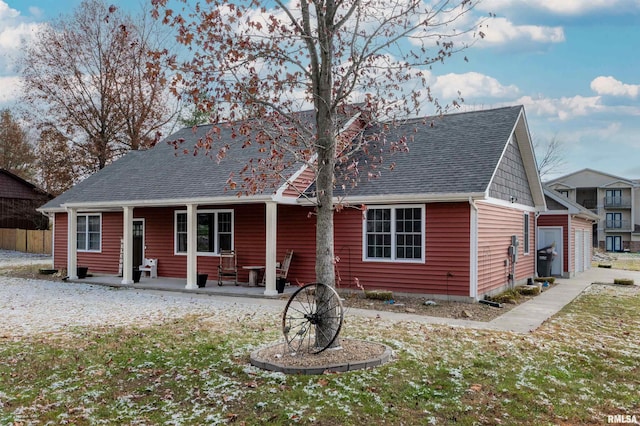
[77,214,101,252]
[175,210,233,254]
[364,205,424,262]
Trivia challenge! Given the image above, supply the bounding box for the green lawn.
[1,285,639,425]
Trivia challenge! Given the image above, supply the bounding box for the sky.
[1,0,639,181]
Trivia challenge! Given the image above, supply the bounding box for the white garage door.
[575,230,584,273]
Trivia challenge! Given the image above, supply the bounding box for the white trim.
[76,212,102,253]
[469,198,479,300]
[174,208,234,256]
[482,196,539,212]
[121,207,133,285]
[40,195,274,214]
[264,201,278,296]
[185,204,197,289]
[362,204,425,264]
[299,192,487,206]
[67,208,78,280]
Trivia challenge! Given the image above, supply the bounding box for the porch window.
[364,205,424,262]
[77,213,101,252]
[175,210,234,255]
[523,213,530,254]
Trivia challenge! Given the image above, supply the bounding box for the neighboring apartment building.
[546,169,640,252]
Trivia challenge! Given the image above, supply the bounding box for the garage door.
[575,230,584,273]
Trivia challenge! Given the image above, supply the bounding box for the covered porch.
[69,273,298,298]
[63,199,287,296]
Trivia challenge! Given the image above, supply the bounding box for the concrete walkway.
[72,266,640,334]
[338,266,640,333]
[488,266,640,333]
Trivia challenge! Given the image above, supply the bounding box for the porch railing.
[604,220,632,231]
[604,196,632,208]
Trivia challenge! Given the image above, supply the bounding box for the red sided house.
[39,105,546,300]
[537,187,599,278]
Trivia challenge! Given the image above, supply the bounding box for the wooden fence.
[0,228,52,254]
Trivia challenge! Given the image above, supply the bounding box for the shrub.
[614,278,635,286]
[517,285,541,296]
[534,277,555,284]
[488,289,520,304]
[364,290,393,301]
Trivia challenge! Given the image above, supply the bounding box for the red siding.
[52,212,122,273]
[276,205,316,284]
[332,203,471,296]
[136,204,269,281]
[53,212,67,269]
[52,202,475,297]
[476,202,535,294]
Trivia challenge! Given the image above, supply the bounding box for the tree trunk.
[313,3,341,350]
[314,103,339,349]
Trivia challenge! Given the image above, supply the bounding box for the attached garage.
[537,188,599,278]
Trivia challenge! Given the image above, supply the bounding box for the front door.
[133,219,144,268]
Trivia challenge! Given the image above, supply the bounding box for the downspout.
[534,211,541,277]
[469,197,479,301]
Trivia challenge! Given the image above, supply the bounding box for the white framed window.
[174,209,234,255]
[77,213,101,252]
[363,205,425,262]
[523,212,530,254]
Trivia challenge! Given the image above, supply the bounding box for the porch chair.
[139,258,158,278]
[218,250,238,286]
[262,250,294,285]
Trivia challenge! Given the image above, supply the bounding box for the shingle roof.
[317,105,523,198]
[41,105,525,211]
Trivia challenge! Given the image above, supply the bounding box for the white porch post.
[121,206,133,284]
[264,201,278,296]
[185,203,198,289]
[66,207,78,279]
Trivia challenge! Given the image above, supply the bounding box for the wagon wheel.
[282,282,344,354]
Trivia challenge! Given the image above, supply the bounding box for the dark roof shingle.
[41,105,523,210]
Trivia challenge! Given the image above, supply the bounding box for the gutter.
[39,194,276,214]
[297,192,487,206]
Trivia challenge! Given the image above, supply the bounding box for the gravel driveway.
[0,250,280,339]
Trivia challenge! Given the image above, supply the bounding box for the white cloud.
[477,17,564,46]
[516,94,603,120]
[28,6,44,19]
[478,0,639,16]
[0,21,40,50]
[590,76,640,99]
[0,1,19,20]
[433,72,519,100]
[0,1,42,74]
